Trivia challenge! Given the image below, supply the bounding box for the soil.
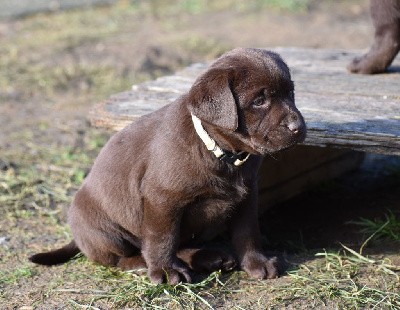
[1,0,399,308]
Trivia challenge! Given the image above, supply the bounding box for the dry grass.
[272,247,400,309]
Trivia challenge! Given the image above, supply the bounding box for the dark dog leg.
[140,205,193,285]
[348,0,400,74]
[230,180,280,279]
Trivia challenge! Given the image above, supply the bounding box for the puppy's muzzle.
[283,112,306,142]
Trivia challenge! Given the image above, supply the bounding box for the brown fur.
[348,0,400,74]
[29,48,306,284]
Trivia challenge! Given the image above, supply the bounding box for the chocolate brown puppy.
[30,48,306,284]
[348,0,400,74]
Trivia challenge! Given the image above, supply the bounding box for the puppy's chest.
[181,175,248,238]
[198,173,248,210]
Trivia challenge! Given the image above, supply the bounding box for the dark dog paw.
[347,54,382,74]
[347,56,364,73]
[347,43,399,74]
[191,248,237,273]
[148,260,192,285]
[241,252,279,280]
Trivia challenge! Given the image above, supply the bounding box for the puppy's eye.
[252,96,265,107]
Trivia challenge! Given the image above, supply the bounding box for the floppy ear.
[188,68,238,131]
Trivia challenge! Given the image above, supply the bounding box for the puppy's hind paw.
[178,247,237,273]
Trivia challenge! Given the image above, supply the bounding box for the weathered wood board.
[90,47,400,155]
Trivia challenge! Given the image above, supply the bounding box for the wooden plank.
[90,47,400,155]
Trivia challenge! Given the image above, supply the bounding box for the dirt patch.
[1,1,399,308]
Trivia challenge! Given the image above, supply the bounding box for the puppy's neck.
[191,114,250,167]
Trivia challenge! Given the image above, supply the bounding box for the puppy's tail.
[29,240,81,266]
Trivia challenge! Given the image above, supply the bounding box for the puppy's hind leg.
[177,247,237,274]
[72,226,143,270]
[78,232,147,275]
[117,255,147,275]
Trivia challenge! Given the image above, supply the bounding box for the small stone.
[0,236,9,245]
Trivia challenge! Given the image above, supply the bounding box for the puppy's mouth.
[250,132,304,155]
[252,142,293,156]
[249,141,269,155]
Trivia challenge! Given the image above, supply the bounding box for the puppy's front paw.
[241,251,279,280]
[148,260,192,285]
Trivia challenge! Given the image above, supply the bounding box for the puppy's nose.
[287,122,300,134]
[285,112,305,136]
[281,112,306,140]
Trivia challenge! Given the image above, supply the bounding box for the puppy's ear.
[188,68,238,131]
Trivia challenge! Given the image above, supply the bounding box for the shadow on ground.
[261,153,400,255]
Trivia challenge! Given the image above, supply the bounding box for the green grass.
[255,0,310,11]
[22,244,398,309]
[95,270,229,308]
[272,245,400,308]
[39,258,242,309]
[351,211,400,243]
[178,36,230,59]
[1,148,95,213]
[147,0,310,16]
[0,265,36,285]
[0,54,135,100]
[0,4,143,101]
[0,167,66,215]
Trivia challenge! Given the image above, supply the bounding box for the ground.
[0,0,399,309]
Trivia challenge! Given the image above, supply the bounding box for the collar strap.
[191,113,250,167]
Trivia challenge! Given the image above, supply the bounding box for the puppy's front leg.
[230,181,279,280]
[141,205,192,284]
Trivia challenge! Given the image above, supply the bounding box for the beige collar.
[191,113,250,167]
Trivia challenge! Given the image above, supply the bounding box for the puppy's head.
[188,48,306,155]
